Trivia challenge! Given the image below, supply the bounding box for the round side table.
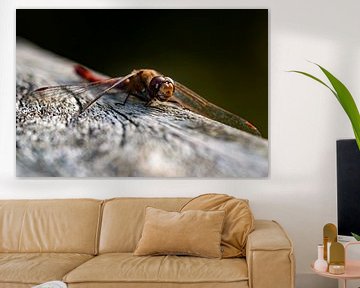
[311,242,360,288]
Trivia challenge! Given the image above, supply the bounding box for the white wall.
[1,0,360,287]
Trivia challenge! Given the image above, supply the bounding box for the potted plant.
[291,64,360,241]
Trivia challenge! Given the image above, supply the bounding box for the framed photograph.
[16,9,268,177]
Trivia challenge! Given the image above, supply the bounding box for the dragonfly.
[31,65,261,137]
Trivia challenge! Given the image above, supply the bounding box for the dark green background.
[17,9,268,138]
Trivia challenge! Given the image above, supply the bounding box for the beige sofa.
[0,198,295,288]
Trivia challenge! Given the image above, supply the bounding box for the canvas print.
[16,9,268,177]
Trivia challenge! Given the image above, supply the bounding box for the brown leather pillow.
[134,207,225,258]
[181,194,254,258]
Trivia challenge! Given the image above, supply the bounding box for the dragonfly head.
[149,76,175,101]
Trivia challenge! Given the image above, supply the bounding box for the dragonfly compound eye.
[149,76,175,102]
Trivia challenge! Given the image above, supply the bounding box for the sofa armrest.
[246,220,295,288]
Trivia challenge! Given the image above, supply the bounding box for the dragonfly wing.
[173,81,261,137]
[30,72,136,114]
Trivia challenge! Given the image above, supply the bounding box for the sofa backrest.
[0,199,102,255]
[99,197,190,253]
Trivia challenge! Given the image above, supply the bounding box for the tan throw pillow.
[181,193,254,258]
[134,207,225,258]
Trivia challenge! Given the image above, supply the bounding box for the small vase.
[314,244,328,272]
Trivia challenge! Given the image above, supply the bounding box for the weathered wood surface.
[16,40,268,177]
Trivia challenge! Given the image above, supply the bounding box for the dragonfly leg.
[116,93,131,106]
[115,92,149,106]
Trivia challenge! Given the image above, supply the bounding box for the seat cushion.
[0,253,93,285]
[64,253,248,286]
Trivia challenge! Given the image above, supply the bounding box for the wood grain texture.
[16,40,268,177]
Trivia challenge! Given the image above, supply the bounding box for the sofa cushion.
[0,253,93,285]
[63,253,248,285]
[0,199,103,254]
[181,194,254,257]
[99,198,190,253]
[134,207,225,258]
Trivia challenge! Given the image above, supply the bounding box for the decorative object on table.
[328,264,345,275]
[319,223,346,275]
[323,223,337,262]
[314,244,328,272]
[290,63,360,150]
[329,242,345,275]
[312,233,360,288]
[32,281,67,288]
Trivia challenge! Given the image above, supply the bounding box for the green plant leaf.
[351,232,360,241]
[290,64,360,150]
[289,70,337,98]
[316,64,360,128]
